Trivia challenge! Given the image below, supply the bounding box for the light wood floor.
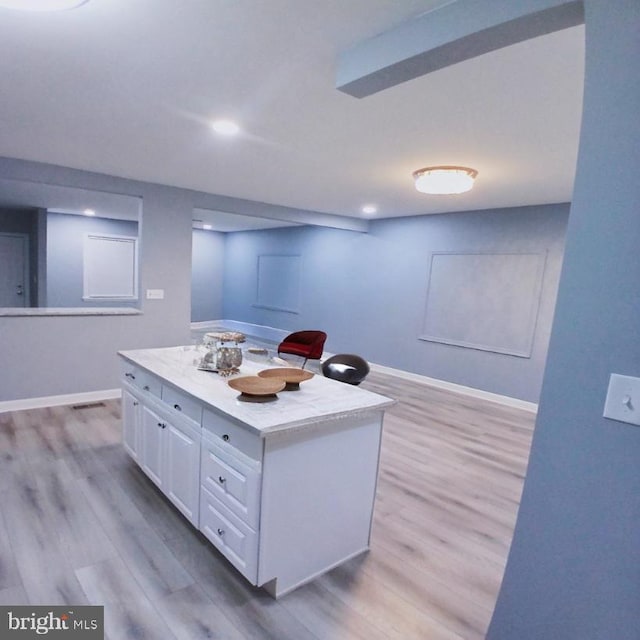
[0,371,534,640]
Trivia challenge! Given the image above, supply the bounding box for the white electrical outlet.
[146,289,165,300]
[603,374,640,426]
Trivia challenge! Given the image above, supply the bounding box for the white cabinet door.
[201,441,261,529]
[164,420,200,525]
[140,404,165,489]
[122,388,140,460]
[200,487,258,583]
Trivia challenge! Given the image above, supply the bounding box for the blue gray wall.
[486,1,640,638]
[0,159,195,402]
[46,212,138,307]
[222,203,568,403]
[191,228,224,322]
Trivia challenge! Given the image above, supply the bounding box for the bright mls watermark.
[0,606,103,639]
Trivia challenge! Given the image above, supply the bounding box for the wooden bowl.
[228,376,285,397]
[258,367,314,390]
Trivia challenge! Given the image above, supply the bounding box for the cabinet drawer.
[202,409,262,461]
[162,384,203,426]
[200,487,258,583]
[201,441,261,529]
[121,363,161,399]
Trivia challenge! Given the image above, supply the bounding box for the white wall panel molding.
[419,251,547,358]
[253,254,301,314]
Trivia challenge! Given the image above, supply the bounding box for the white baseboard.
[369,362,538,413]
[0,388,121,414]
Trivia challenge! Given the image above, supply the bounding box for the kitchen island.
[118,346,394,597]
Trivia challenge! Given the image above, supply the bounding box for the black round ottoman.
[322,354,370,385]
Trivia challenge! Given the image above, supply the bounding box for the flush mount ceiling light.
[0,0,89,10]
[361,204,377,215]
[413,165,478,195]
[211,119,240,136]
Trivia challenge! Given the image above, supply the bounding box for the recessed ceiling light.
[83,208,95,216]
[0,0,89,11]
[211,119,240,136]
[203,224,213,230]
[361,205,377,215]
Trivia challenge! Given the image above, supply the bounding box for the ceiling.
[0,1,585,226]
[0,177,140,220]
[193,208,300,233]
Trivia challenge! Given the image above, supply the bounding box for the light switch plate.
[146,289,165,300]
[603,374,640,426]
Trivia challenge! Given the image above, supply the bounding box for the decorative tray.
[198,363,220,373]
[228,376,286,400]
[257,367,314,390]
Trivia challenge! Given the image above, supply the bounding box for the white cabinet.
[140,403,166,488]
[201,437,261,529]
[257,414,383,597]
[140,400,200,526]
[163,384,203,425]
[122,387,140,460]
[200,486,259,582]
[202,408,262,460]
[123,377,201,527]
[164,419,201,524]
[199,432,262,580]
[119,349,391,598]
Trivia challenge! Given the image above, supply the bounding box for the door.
[164,420,200,525]
[122,389,140,461]
[140,404,165,488]
[0,233,28,307]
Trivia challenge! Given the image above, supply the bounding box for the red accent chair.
[277,331,327,368]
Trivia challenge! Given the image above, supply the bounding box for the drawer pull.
[125,372,136,379]
[218,476,226,484]
[133,401,139,407]
[143,385,150,391]
[217,528,225,537]
[173,403,182,411]
[222,434,230,442]
[157,422,166,429]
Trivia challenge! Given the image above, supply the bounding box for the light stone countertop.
[1,307,141,316]
[119,346,395,436]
